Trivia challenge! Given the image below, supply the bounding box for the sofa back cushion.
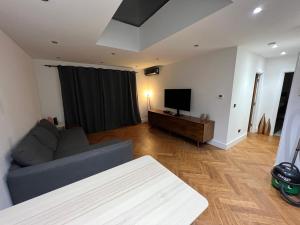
[38,119,60,138]
[12,135,53,166]
[55,128,89,159]
[31,126,58,151]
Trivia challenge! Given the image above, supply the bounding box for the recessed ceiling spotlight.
[253,7,263,15]
[281,51,287,55]
[194,44,199,47]
[51,41,58,44]
[268,42,278,49]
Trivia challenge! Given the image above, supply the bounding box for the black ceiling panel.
[113,0,170,27]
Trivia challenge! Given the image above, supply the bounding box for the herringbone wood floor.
[88,123,300,225]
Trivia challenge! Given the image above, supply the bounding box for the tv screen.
[164,89,191,111]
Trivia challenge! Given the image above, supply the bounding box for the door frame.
[248,73,262,133]
[273,72,295,135]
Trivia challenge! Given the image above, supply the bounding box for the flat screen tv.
[164,89,191,116]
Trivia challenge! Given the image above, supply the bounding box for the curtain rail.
[44,65,137,73]
[44,65,58,68]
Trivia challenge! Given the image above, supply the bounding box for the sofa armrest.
[7,140,133,205]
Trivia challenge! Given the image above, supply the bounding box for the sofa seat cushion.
[31,126,58,151]
[12,135,53,166]
[54,127,89,159]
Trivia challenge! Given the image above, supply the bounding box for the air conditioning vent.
[144,66,159,76]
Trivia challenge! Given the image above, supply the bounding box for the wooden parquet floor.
[88,123,300,225]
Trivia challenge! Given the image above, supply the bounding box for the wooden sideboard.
[148,109,215,147]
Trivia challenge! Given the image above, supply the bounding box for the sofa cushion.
[54,139,121,159]
[54,145,89,159]
[38,119,60,138]
[55,127,89,158]
[12,135,53,166]
[31,126,58,151]
[85,140,123,151]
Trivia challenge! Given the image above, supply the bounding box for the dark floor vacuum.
[271,138,300,207]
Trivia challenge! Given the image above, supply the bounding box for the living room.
[0,0,300,224]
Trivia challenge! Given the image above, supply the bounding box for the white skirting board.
[209,133,247,150]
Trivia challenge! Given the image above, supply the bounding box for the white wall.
[135,69,150,122]
[257,55,298,135]
[147,47,237,147]
[227,47,265,146]
[33,59,148,124]
[276,55,300,167]
[0,30,41,209]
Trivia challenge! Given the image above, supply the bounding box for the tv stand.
[148,109,215,147]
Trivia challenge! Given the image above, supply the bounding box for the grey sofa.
[7,119,133,205]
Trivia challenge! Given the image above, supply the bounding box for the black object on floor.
[271,138,300,207]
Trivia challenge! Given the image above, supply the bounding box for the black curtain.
[58,66,141,133]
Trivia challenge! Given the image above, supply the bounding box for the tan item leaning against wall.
[258,114,265,134]
[263,119,271,136]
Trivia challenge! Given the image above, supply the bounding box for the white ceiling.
[97,0,232,52]
[0,0,300,69]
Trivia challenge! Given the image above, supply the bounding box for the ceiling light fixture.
[194,44,199,47]
[268,42,278,49]
[253,7,263,15]
[281,51,287,55]
[51,41,58,44]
